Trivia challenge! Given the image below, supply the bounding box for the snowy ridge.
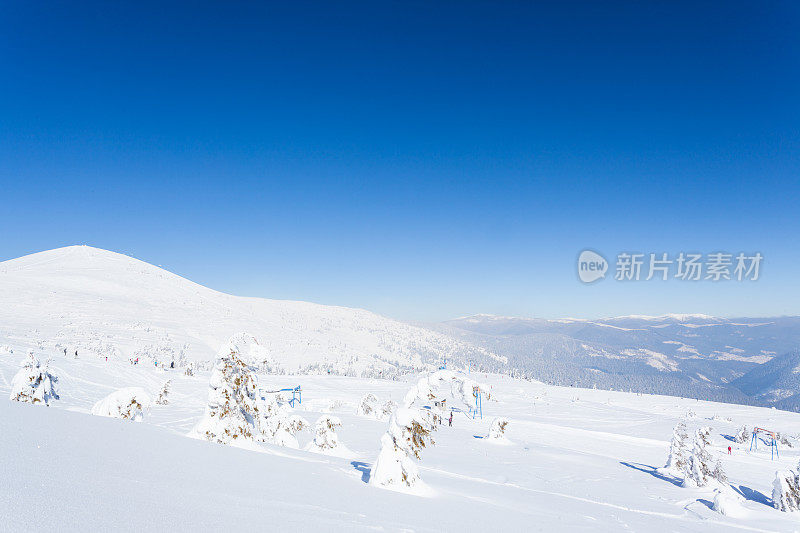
[0,246,504,377]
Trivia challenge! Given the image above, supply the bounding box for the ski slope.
[3,345,800,532]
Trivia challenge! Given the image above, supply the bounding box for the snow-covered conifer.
[711,459,727,485]
[683,426,714,488]
[306,415,349,455]
[734,425,749,444]
[382,399,397,419]
[370,408,434,490]
[91,387,151,421]
[357,393,380,418]
[487,417,511,443]
[773,463,800,512]
[663,420,689,474]
[190,342,261,445]
[155,380,171,405]
[9,352,59,406]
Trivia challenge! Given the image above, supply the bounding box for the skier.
[448,412,453,427]
[728,445,732,455]
[170,361,174,369]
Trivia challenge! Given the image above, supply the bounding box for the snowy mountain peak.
[0,246,503,375]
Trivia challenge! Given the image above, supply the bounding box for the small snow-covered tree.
[307,415,343,454]
[711,459,727,485]
[683,426,714,488]
[734,425,749,444]
[487,417,510,443]
[256,393,308,448]
[774,464,800,512]
[663,420,689,474]
[382,399,397,419]
[190,341,261,445]
[10,352,59,406]
[91,387,152,421]
[269,408,308,448]
[357,393,380,418]
[370,407,434,490]
[155,380,171,405]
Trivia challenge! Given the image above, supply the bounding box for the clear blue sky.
[1,2,798,321]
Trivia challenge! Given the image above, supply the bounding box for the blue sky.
[1,2,798,321]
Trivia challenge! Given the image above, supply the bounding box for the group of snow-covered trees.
[369,369,491,493]
[660,420,800,515]
[356,393,397,420]
[662,421,727,489]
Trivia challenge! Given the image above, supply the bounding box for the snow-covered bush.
[184,362,197,377]
[773,464,800,512]
[370,407,435,491]
[264,399,308,448]
[155,380,171,405]
[9,352,59,406]
[91,387,151,421]
[683,427,715,488]
[663,420,689,475]
[486,417,511,444]
[305,415,351,456]
[357,393,380,418]
[712,486,746,517]
[734,425,749,444]
[190,340,261,446]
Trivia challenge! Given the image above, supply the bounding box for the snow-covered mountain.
[431,314,800,407]
[0,246,503,377]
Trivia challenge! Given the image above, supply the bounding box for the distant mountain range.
[427,314,800,409]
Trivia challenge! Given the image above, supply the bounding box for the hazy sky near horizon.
[1,2,798,322]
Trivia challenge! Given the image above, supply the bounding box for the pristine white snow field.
[3,346,800,532]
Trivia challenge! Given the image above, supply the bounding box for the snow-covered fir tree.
[155,380,171,405]
[683,426,714,488]
[381,399,397,419]
[370,407,435,490]
[711,459,727,485]
[487,417,510,442]
[663,420,689,474]
[734,425,749,444]
[9,352,59,406]
[190,343,261,445]
[306,415,344,454]
[254,393,308,448]
[773,462,800,512]
[357,393,380,418]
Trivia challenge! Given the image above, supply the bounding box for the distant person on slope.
[448,413,453,427]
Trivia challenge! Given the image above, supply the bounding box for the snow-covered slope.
[3,349,800,531]
[0,246,502,376]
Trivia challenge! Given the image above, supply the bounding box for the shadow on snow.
[351,461,371,484]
